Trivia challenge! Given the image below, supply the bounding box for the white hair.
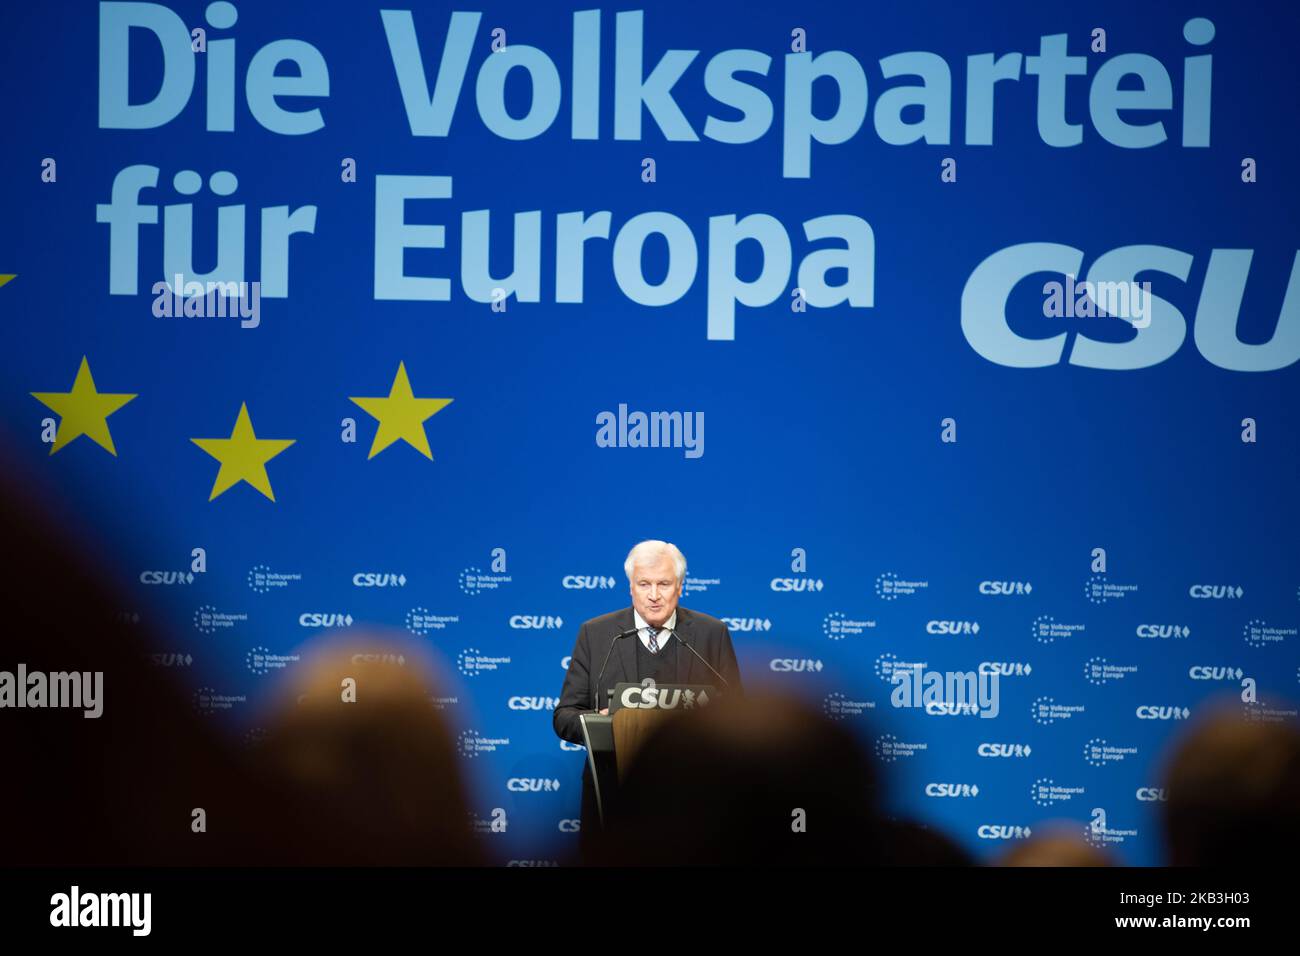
[624,540,687,583]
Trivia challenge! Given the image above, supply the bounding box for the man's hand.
[600,707,609,715]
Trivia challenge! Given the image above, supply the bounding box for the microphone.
[666,627,731,689]
[593,627,638,712]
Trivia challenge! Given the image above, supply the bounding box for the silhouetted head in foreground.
[592,692,883,865]
[0,470,262,864]
[253,636,483,865]
[996,825,1115,867]
[1160,703,1300,866]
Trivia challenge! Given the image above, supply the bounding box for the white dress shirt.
[633,608,677,653]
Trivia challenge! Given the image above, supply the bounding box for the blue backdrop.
[2,0,1298,864]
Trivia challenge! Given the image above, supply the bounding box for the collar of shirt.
[633,609,677,651]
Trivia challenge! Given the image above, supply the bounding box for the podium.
[579,682,718,827]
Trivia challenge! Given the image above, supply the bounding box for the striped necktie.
[645,626,660,653]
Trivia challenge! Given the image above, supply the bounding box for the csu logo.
[961,243,1300,372]
[1188,666,1243,680]
[299,612,354,628]
[1137,624,1191,639]
[352,572,407,587]
[562,575,617,589]
[926,783,979,797]
[978,581,1032,595]
[140,570,194,585]
[1136,705,1191,720]
[770,578,824,592]
[509,615,564,629]
[507,778,561,792]
[145,652,193,668]
[927,620,980,635]
[978,743,1031,757]
[979,662,1031,676]
[769,658,825,672]
[1136,787,1169,802]
[977,825,1031,840]
[619,685,711,710]
[1189,585,1243,599]
[558,819,581,833]
[508,696,558,711]
[722,617,772,632]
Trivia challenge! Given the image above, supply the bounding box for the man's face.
[629,554,682,628]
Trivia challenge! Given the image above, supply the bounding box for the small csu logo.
[770,577,824,592]
[977,743,1031,758]
[299,612,354,629]
[724,617,772,633]
[926,783,979,798]
[507,778,561,793]
[144,652,192,668]
[977,825,1031,840]
[926,620,980,635]
[507,696,558,711]
[979,662,1031,676]
[352,572,407,587]
[1188,665,1243,681]
[769,658,825,673]
[1189,584,1243,599]
[562,575,617,589]
[140,570,194,585]
[509,615,564,630]
[350,653,406,666]
[1136,787,1169,802]
[1136,705,1191,720]
[978,580,1032,595]
[1137,624,1190,639]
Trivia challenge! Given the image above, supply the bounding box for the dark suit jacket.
[553,605,744,746]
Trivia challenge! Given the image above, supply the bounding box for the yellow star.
[191,403,295,501]
[0,275,15,288]
[31,356,137,455]
[349,362,452,459]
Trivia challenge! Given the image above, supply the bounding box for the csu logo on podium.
[615,681,714,711]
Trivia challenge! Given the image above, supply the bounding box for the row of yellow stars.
[30,357,453,502]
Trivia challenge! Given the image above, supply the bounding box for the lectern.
[579,681,718,827]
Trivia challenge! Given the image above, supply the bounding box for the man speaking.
[553,540,744,849]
